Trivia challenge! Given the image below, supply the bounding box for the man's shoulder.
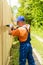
[18,27,25,31]
[26,24,30,26]
[17,24,30,31]
[25,24,30,29]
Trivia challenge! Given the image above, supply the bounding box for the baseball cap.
[17,16,25,22]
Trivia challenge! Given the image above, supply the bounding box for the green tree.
[16,0,43,28]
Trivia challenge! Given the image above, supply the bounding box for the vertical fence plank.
[0,0,13,65]
[0,0,3,65]
[3,0,13,65]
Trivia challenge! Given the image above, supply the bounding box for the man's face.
[17,21,25,26]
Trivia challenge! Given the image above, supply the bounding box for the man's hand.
[6,24,14,30]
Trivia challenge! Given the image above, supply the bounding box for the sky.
[7,0,20,16]
[7,0,20,7]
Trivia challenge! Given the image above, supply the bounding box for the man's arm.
[9,28,20,36]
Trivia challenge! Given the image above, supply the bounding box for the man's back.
[18,24,31,43]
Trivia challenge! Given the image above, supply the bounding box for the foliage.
[9,43,20,65]
[11,6,18,16]
[31,36,43,59]
[16,0,43,28]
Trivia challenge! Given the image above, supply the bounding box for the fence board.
[0,0,13,65]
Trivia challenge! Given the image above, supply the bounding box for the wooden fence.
[0,0,13,65]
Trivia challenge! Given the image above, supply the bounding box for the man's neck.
[20,23,25,27]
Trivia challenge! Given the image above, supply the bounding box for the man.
[9,16,35,65]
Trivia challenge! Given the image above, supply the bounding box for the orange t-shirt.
[11,24,30,42]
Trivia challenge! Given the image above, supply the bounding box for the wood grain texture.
[0,0,13,65]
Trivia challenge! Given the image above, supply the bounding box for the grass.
[9,42,20,65]
[31,36,43,59]
[31,26,43,60]
[31,26,43,38]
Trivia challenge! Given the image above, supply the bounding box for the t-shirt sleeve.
[11,28,20,36]
[27,24,30,32]
[27,24,30,29]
